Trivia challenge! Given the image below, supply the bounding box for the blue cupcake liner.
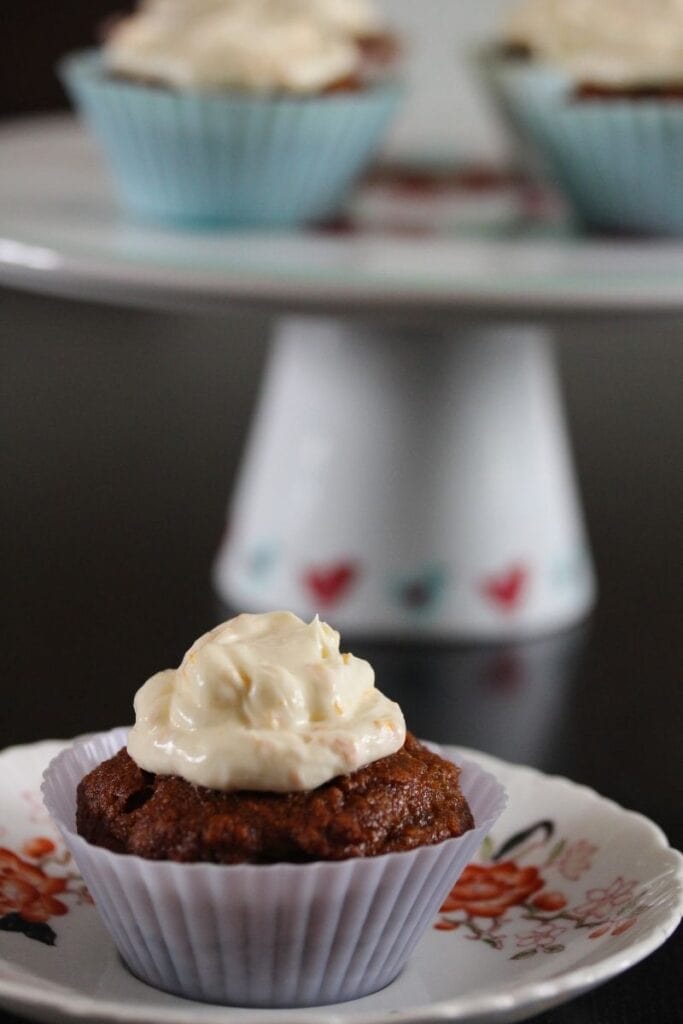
[59,50,401,228]
[486,56,683,236]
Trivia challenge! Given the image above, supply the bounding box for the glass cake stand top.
[4,117,683,318]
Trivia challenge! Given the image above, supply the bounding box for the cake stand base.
[213,317,596,640]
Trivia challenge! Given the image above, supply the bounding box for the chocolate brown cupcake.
[48,610,505,1007]
[46,723,505,1007]
[77,733,474,864]
[61,0,401,228]
[488,0,683,234]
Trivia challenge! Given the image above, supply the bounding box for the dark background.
[1,2,135,117]
[1,3,682,1023]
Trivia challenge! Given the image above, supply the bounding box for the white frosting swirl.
[504,0,683,87]
[311,0,382,38]
[127,611,406,792]
[105,0,383,93]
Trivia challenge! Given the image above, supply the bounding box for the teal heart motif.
[392,565,449,614]
[552,548,588,590]
[246,543,280,584]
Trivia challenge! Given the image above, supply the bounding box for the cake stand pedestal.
[214,317,594,638]
[6,117,683,639]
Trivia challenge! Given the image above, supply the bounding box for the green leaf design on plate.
[546,839,567,865]
[479,835,495,861]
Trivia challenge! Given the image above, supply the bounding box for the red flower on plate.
[21,838,56,860]
[304,563,358,607]
[0,848,68,923]
[611,918,637,937]
[482,565,529,612]
[532,891,568,913]
[441,861,545,919]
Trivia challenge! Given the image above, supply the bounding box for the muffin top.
[128,611,406,793]
[504,0,683,88]
[104,0,389,93]
[77,612,475,864]
[77,733,474,863]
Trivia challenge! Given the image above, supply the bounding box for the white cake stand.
[5,118,683,639]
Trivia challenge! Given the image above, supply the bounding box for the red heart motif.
[482,565,529,612]
[304,563,358,607]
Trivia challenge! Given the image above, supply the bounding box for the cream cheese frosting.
[127,611,406,792]
[504,0,683,87]
[312,0,382,38]
[105,0,384,93]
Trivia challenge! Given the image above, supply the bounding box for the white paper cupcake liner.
[42,727,506,1008]
[60,51,401,228]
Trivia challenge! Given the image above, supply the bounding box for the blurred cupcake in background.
[487,0,683,235]
[60,0,401,227]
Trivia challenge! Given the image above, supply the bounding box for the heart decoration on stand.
[553,548,589,591]
[246,543,280,585]
[303,563,359,608]
[482,565,529,613]
[393,565,449,614]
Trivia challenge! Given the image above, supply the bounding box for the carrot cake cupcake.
[60,0,402,226]
[43,611,506,1007]
[489,0,683,233]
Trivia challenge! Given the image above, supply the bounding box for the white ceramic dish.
[0,736,680,1024]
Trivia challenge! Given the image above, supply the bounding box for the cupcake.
[59,0,401,227]
[487,0,683,234]
[42,611,506,1008]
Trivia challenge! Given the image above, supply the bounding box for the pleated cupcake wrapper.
[42,727,506,1008]
[487,56,683,236]
[59,51,401,228]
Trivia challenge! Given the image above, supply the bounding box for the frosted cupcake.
[59,0,401,227]
[488,0,683,234]
[42,611,506,1007]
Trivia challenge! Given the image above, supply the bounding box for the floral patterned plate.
[0,738,680,1024]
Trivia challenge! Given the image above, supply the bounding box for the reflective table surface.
[1,289,681,1024]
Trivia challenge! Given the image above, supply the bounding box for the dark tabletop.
[1,288,681,1024]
